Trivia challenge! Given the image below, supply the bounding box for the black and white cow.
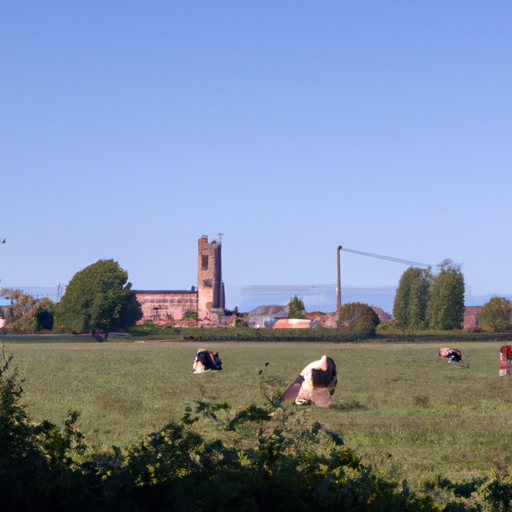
[193,349,223,373]
[280,355,337,408]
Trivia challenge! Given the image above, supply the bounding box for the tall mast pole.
[336,245,342,311]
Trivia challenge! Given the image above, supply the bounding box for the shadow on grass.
[331,400,369,411]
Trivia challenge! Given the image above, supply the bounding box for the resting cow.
[193,349,223,374]
[280,355,337,408]
[439,347,462,363]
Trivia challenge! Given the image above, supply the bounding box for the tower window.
[202,255,209,270]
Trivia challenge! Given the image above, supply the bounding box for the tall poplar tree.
[393,267,432,328]
[427,260,465,330]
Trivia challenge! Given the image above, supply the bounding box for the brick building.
[463,306,483,329]
[134,235,225,324]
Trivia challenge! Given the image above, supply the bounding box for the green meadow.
[3,339,511,490]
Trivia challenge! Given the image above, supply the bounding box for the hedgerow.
[124,324,512,343]
[126,325,376,342]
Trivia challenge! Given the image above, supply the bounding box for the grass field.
[3,339,511,490]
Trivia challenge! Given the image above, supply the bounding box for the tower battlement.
[197,235,225,318]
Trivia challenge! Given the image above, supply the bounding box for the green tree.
[338,302,380,338]
[0,289,52,333]
[54,259,142,334]
[288,295,306,319]
[393,267,433,329]
[427,260,465,330]
[478,297,512,332]
[0,289,38,325]
[33,297,55,331]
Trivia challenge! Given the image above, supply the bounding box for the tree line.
[392,259,465,330]
[2,258,512,335]
[1,259,142,335]
[392,259,512,333]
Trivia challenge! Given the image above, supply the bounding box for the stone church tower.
[197,235,225,319]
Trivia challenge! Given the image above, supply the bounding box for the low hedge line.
[127,326,512,343]
[127,326,374,342]
[376,330,512,343]
[4,329,512,344]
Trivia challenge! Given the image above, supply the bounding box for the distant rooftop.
[133,289,197,295]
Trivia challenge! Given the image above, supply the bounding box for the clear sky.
[1,1,511,312]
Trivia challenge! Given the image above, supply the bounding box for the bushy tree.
[393,260,465,331]
[393,267,433,329]
[339,302,380,337]
[288,295,306,319]
[0,289,55,333]
[0,289,38,325]
[33,297,55,331]
[478,297,512,332]
[54,259,142,334]
[427,260,465,330]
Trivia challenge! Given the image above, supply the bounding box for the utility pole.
[336,246,342,311]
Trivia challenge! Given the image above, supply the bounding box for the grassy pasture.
[4,339,511,490]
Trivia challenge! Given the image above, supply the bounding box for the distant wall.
[134,290,197,324]
[464,306,482,329]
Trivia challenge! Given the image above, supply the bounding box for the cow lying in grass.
[280,355,337,408]
[193,349,223,374]
[439,347,462,363]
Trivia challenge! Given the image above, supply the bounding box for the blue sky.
[1,1,511,312]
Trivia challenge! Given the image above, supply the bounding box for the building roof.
[133,290,197,295]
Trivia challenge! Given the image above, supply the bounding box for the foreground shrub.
[99,403,439,512]
[0,352,88,511]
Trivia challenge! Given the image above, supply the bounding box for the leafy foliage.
[393,261,465,331]
[0,289,55,333]
[428,260,465,330]
[183,310,198,321]
[54,259,142,333]
[393,267,433,329]
[234,317,248,327]
[0,351,87,510]
[1,288,38,324]
[478,297,512,332]
[34,297,55,331]
[288,295,306,319]
[338,302,380,337]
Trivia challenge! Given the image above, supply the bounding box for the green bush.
[183,310,198,321]
[338,302,380,338]
[376,321,396,333]
[478,297,512,333]
[288,295,306,319]
[0,353,88,510]
[234,317,248,327]
[127,320,160,336]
